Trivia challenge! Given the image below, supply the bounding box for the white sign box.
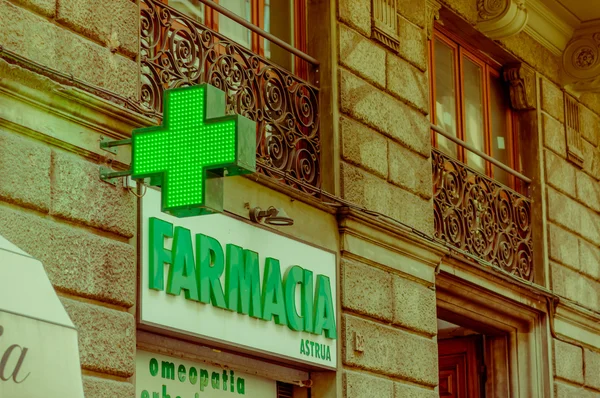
[140,188,337,369]
[136,351,276,398]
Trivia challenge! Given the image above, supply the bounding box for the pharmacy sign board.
[140,188,337,369]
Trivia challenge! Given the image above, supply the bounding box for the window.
[429,26,520,189]
[166,0,306,75]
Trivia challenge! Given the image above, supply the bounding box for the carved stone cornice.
[523,0,576,56]
[426,0,442,40]
[476,0,528,39]
[503,63,536,110]
[562,23,600,93]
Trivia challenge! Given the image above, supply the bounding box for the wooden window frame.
[162,0,308,78]
[429,24,519,189]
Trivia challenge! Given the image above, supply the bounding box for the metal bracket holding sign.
[98,83,256,217]
[99,137,132,186]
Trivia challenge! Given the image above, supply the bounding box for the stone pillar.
[338,208,442,397]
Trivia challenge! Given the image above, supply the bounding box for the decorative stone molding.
[426,0,442,40]
[562,24,600,93]
[503,63,536,110]
[476,0,528,39]
[371,0,400,52]
[564,94,585,167]
[523,0,575,56]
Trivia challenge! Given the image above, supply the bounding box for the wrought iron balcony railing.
[431,125,533,281]
[140,0,321,193]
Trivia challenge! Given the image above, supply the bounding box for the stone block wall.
[0,0,138,98]
[340,254,438,397]
[539,77,600,314]
[553,339,600,397]
[0,129,136,397]
[337,0,433,236]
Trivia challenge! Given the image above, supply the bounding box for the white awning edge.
[0,235,85,398]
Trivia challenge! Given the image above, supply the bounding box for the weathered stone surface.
[54,34,138,99]
[83,376,135,398]
[581,105,600,146]
[57,0,138,58]
[397,16,427,72]
[388,141,432,199]
[386,53,429,114]
[340,69,430,157]
[341,162,434,235]
[581,92,600,116]
[11,0,54,17]
[341,116,388,178]
[552,262,600,312]
[585,349,600,390]
[394,383,437,398]
[51,149,136,238]
[545,149,577,197]
[581,140,600,180]
[546,187,600,245]
[500,33,561,85]
[341,257,393,321]
[541,79,564,123]
[341,161,391,216]
[392,276,436,336]
[543,112,567,157]
[343,314,438,386]
[396,0,426,28]
[555,382,600,398]
[437,0,478,25]
[551,261,577,301]
[580,206,600,246]
[580,240,600,281]
[387,183,433,236]
[554,339,584,383]
[576,171,600,212]
[548,223,579,270]
[547,187,581,234]
[0,129,51,212]
[343,370,393,398]
[0,205,136,307]
[61,298,135,377]
[339,24,386,87]
[0,0,137,98]
[580,275,600,313]
[338,0,370,37]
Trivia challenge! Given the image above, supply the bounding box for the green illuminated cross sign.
[131,84,256,218]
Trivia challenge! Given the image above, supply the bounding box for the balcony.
[431,125,533,281]
[139,0,321,194]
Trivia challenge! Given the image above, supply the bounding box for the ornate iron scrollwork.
[432,149,533,281]
[140,0,321,193]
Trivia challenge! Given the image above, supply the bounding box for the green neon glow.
[132,84,256,217]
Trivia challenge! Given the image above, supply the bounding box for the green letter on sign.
[131,84,256,218]
[225,245,262,318]
[167,227,199,301]
[313,275,337,339]
[284,266,304,331]
[261,258,287,325]
[149,218,173,291]
[302,269,314,333]
[197,234,227,308]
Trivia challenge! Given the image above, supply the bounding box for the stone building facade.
[0,0,599,396]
